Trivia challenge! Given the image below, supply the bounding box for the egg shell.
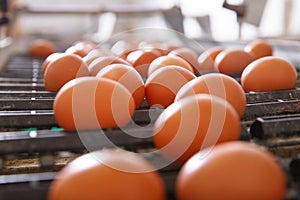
[197,46,224,72]
[244,39,273,59]
[126,49,162,78]
[215,49,255,74]
[88,56,131,76]
[148,55,194,77]
[48,149,166,200]
[241,56,298,92]
[176,141,287,200]
[42,52,64,75]
[168,47,201,75]
[96,63,145,108]
[145,65,196,108]
[175,73,246,117]
[153,94,241,164]
[44,54,89,92]
[83,49,114,66]
[53,77,135,131]
[28,39,56,58]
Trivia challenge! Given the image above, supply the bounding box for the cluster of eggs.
[28,38,295,200]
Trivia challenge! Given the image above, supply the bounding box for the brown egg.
[168,47,201,75]
[44,53,89,92]
[145,65,196,108]
[28,39,56,58]
[198,46,224,72]
[176,141,286,200]
[148,55,194,77]
[126,49,162,78]
[244,39,273,59]
[153,94,241,164]
[241,56,298,92]
[88,56,131,76]
[96,64,145,108]
[53,77,135,131]
[83,49,114,66]
[42,53,64,75]
[175,73,246,117]
[215,49,255,74]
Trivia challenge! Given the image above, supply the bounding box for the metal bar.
[0,91,55,98]
[250,114,300,139]
[0,83,44,90]
[242,99,300,121]
[0,99,53,110]
[246,88,300,104]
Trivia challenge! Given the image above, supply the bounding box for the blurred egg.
[96,64,145,108]
[215,49,255,74]
[153,94,241,164]
[244,39,273,59]
[168,47,200,75]
[53,77,135,131]
[48,149,166,200]
[175,73,246,117]
[65,41,97,58]
[148,55,194,77]
[83,49,114,66]
[111,40,138,57]
[241,56,298,92]
[197,46,224,72]
[88,56,131,76]
[126,49,162,78]
[42,52,63,75]
[145,65,196,108]
[176,141,287,200]
[28,39,56,58]
[43,53,89,92]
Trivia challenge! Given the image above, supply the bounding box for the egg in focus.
[215,49,255,74]
[175,73,246,117]
[153,94,241,164]
[241,56,298,92]
[96,64,145,108]
[145,65,196,108]
[176,141,287,200]
[53,76,135,131]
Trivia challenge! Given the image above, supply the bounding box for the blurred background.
[1,0,300,46]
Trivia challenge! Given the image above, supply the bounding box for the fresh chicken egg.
[88,56,131,76]
[48,149,165,200]
[153,94,241,164]
[145,65,196,108]
[198,46,224,72]
[96,64,145,108]
[65,41,97,58]
[42,52,63,75]
[83,49,114,66]
[244,39,273,59]
[241,56,298,92]
[28,39,56,58]
[176,141,287,200]
[126,49,162,78]
[44,53,89,92]
[215,49,255,74]
[175,73,246,117]
[168,47,201,75]
[148,55,194,77]
[53,77,135,131]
